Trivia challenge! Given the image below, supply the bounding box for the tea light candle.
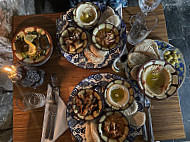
[3,65,22,83]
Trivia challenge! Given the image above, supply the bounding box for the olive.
[167,55,173,61]
[39,35,50,49]
[172,54,178,59]
[164,51,171,55]
[177,54,180,59]
[174,59,178,63]
[173,50,177,54]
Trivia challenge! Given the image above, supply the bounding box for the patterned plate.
[56,2,127,69]
[66,73,143,142]
[125,40,186,92]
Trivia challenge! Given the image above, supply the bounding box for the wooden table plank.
[12,5,185,142]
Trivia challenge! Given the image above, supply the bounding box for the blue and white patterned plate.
[66,73,143,142]
[125,40,186,91]
[56,2,127,69]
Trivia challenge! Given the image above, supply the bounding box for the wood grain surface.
[12,5,185,142]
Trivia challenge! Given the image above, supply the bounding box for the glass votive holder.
[16,92,45,111]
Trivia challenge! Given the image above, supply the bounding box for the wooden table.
[13,5,185,142]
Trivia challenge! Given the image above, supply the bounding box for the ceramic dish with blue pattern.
[56,2,127,69]
[66,73,143,142]
[125,40,186,92]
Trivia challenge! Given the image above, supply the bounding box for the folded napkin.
[41,84,69,142]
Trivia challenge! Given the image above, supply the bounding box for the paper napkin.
[41,84,69,142]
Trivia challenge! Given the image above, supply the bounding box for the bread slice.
[132,112,146,127]
[130,65,142,80]
[127,52,152,68]
[90,120,101,142]
[105,15,121,27]
[134,39,159,59]
[99,6,115,23]
[84,46,105,64]
[89,44,108,57]
[122,101,138,116]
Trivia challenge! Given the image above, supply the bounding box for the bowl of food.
[104,80,135,110]
[59,27,88,54]
[98,111,129,142]
[12,26,53,66]
[72,89,103,121]
[137,60,179,100]
[73,2,101,29]
[92,23,120,51]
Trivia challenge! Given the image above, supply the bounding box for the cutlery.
[45,74,59,140]
[145,96,154,142]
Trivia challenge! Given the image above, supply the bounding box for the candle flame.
[3,67,13,72]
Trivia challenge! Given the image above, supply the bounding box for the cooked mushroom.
[72,89,103,120]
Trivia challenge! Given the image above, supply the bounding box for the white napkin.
[41,84,69,142]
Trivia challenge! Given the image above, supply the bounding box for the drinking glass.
[127,11,158,45]
[139,0,162,13]
[16,92,45,111]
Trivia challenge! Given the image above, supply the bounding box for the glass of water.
[127,11,158,45]
[16,92,45,111]
[139,0,162,13]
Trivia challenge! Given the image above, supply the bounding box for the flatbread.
[90,120,101,142]
[122,101,138,116]
[127,52,152,68]
[105,15,120,27]
[134,39,159,59]
[89,44,108,57]
[99,6,115,23]
[84,46,105,64]
[85,122,93,142]
[130,65,142,80]
[132,112,146,127]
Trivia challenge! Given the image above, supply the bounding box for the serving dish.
[12,26,53,66]
[104,79,135,110]
[98,111,129,142]
[56,2,127,69]
[66,73,143,142]
[125,40,186,92]
[137,60,179,100]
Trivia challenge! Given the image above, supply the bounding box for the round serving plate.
[12,26,53,66]
[125,40,186,92]
[56,2,127,69]
[66,73,143,142]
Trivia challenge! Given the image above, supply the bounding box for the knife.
[49,74,59,140]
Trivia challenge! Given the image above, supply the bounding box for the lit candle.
[3,65,22,83]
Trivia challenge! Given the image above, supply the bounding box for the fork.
[145,97,154,142]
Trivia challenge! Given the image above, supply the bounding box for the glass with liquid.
[16,92,45,111]
[139,0,162,13]
[127,11,158,45]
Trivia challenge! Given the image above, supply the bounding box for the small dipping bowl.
[137,60,179,100]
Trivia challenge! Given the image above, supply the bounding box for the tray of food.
[56,2,127,69]
[67,73,145,142]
